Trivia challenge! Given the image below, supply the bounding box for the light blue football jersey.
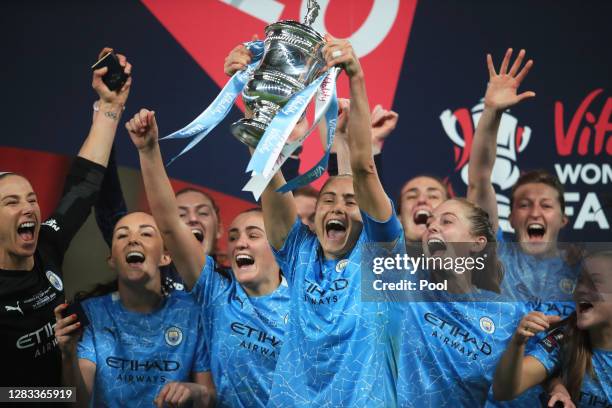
[529,325,611,407]
[190,259,290,408]
[397,298,523,407]
[78,291,208,407]
[485,238,579,408]
[267,208,404,408]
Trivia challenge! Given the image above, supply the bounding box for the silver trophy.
[231,0,326,147]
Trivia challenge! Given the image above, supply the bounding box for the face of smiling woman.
[0,174,41,269]
[109,212,170,289]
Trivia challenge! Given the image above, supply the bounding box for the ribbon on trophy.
[242,68,339,199]
[160,41,265,165]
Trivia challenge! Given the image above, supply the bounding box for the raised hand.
[125,108,158,152]
[322,35,362,78]
[53,303,82,356]
[92,47,132,107]
[370,105,398,154]
[512,311,561,345]
[547,382,576,408]
[485,48,535,111]
[223,34,258,76]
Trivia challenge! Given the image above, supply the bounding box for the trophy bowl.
[231,20,326,147]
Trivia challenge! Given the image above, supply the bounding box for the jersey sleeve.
[94,147,127,248]
[271,217,312,285]
[189,256,225,307]
[77,320,97,364]
[191,314,210,373]
[526,326,565,375]
[361,199,403,244]
[38,157,105,268]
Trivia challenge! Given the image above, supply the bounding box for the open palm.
[485,48,535,110]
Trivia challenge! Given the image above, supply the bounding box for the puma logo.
[5,301,24,316]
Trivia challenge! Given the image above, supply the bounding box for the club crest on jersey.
[46,270,63,291]
[479,316,495,334]
[336,259,349,273]
[165,326,183,346]
[559,278,575,294]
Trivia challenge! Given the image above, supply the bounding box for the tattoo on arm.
[103,111,118,121]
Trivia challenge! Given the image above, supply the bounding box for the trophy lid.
[265,20,324,44]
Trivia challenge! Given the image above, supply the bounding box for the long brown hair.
[561,250,612,401]
[561,312,594,401]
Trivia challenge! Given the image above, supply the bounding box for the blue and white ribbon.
[161,41,265,165]
[242,68,339,200]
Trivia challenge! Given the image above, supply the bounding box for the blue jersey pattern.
[190,259,289,408]
[529,326,612,407]
[77,291,208,408]
[485,240,579,408]
[267,208,404,408]
[397,299,523,407]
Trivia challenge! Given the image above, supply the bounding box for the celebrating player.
[128,108,289,407]
[259,36,404,407]
[54,212,213,407]
[493,249,612,407]
[0,47,131,387]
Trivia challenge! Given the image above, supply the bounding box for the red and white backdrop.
[1,0,610,242]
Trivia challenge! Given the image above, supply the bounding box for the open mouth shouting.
[413,209,431,226]
[191,228,204,243]
[577,300,594,314]
[235,253,255,271]
[426,238,447,256]
[125,251,146,269]
[325,219,347,243]
[526,223,546,241]
[17,221,36,242]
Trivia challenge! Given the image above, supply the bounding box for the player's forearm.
[493,339,526,400]
[78,101,124,166]
[468,107,502,189]
[60,352,90,408]
[261,170,297,250]
[347,74,375,174]
[138,143,183,235]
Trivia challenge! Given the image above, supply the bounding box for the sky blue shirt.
[397,298,523,407]
[78,291,208,407]
[485,239,579,408]
[529,326,612,407]
[267,207,404,408]
[190,259,289,408]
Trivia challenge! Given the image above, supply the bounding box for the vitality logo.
[441,100,532,233]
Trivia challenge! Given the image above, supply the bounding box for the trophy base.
[231,118,267,148]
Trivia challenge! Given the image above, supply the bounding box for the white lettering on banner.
[299,0,400,58]
[555,163,612,185]
[563,192,610,230]
[220,0,284,23]
[556,163,610,230]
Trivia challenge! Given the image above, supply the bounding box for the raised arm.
[126,109,206,290]
[493,311,560,400]
[223,41,298,251]
[467,48,535,231]
[78,47,132,166]
[261,162,298,251]
[322,37,391,221]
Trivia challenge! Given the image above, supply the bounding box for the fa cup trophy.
[231,0,326,147]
